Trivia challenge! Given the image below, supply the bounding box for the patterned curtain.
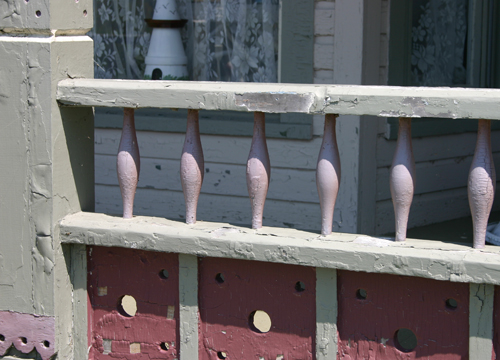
[91,0,279,82]
[411,0,468,86]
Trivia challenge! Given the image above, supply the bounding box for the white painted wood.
[95,129,322,170]
[376,152,500,201]
[314,2,334,36]
[116,108,140,218]
[317,115,341,235]
[469,283,494,359]
[376,186,499,235]
[316,268,337,360]
[95,155,318,203]
[247,112,271,229]
[178,254,198,360]
[180,110,204,224]
[390,118,415,242]
[377,130,500,167]
[468,119,496,248]
[95,185,325,231]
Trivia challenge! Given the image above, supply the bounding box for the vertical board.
[469,283,494,359]
[198,257,316,359]
[337,271,469,359]
[179,254,199,360]
[87,247,179,359]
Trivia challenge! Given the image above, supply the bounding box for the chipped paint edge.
[59,212,500,285]
[178,254,198,360]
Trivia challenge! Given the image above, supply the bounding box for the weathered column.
[180,110,204,224]
[316,114,341,236]
[247,112,271,229]
[468,119,496,249]
[117,108,140,219]
[390,118,415,242]
[0,1,94,359]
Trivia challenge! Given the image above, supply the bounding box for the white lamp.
[144,0,188,80]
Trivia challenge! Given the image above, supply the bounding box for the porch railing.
[57,79,499,247]
[57,79,500,359]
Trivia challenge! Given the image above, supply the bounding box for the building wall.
[94,0,353,233]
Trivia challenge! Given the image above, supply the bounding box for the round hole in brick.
[215,273,225,284]
[35,10,41,17]
[43,340,50,348]
[217,351,227,359]
[20,337,27,344]
[249,310,271,333]
[394,328,417,352]
[160,342,169,351]
[446,298,458,309]
[159,269,169,279]
[117,295,137,317]
[356,288,367,300]
[295,281,305,292]
[0,334,5,342]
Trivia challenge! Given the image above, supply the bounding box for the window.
[91,0,314,139]
[387,0,500,139]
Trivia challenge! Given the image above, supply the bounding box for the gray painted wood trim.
[469,283,494,359]
[60,212,500,285]
[57,79,500,120]
[69,244,88,360]
[179,254,198,360]
[316,268,337,360]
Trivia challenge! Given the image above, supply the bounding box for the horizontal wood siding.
[95,129,327,231]
[375,130,500,235]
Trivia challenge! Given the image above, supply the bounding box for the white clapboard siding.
[376,152,500,201]
[375,130,500,234]
[377,130,500,167]
[96,129,322,170]
[376,186,500,235]
[95,154,318,203]
[95,185,328,231]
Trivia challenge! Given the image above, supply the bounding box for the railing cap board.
[57,79,500,120]
[61,212,500,285]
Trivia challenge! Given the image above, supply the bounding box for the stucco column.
[0,1,94,358]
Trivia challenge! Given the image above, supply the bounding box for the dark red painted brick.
[337,270,469,359]
[88,246,179,359]
[198,257,316,360]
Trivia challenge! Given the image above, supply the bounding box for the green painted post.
[0,1,94,357]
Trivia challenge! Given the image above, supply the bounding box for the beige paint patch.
[252,310,271,333]
[97,287,107,296]
[120,295,137,317]
[130,342,140,354]
[167,305,175,319]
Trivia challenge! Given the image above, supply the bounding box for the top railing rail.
[57,79,500,120]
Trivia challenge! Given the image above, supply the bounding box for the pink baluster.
[180,109,204,224]
[247,112,270,229]
[117,108,140,219]
[390,117,416,242]
[468,119,496,249]
[316,114,341,236]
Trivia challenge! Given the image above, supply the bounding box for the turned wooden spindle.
[117,108,140,219]
[180,109,205,224]
[247,112,270,229]
[468,119,496,249]
[316,114,341,236]
[390,117,416,242]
